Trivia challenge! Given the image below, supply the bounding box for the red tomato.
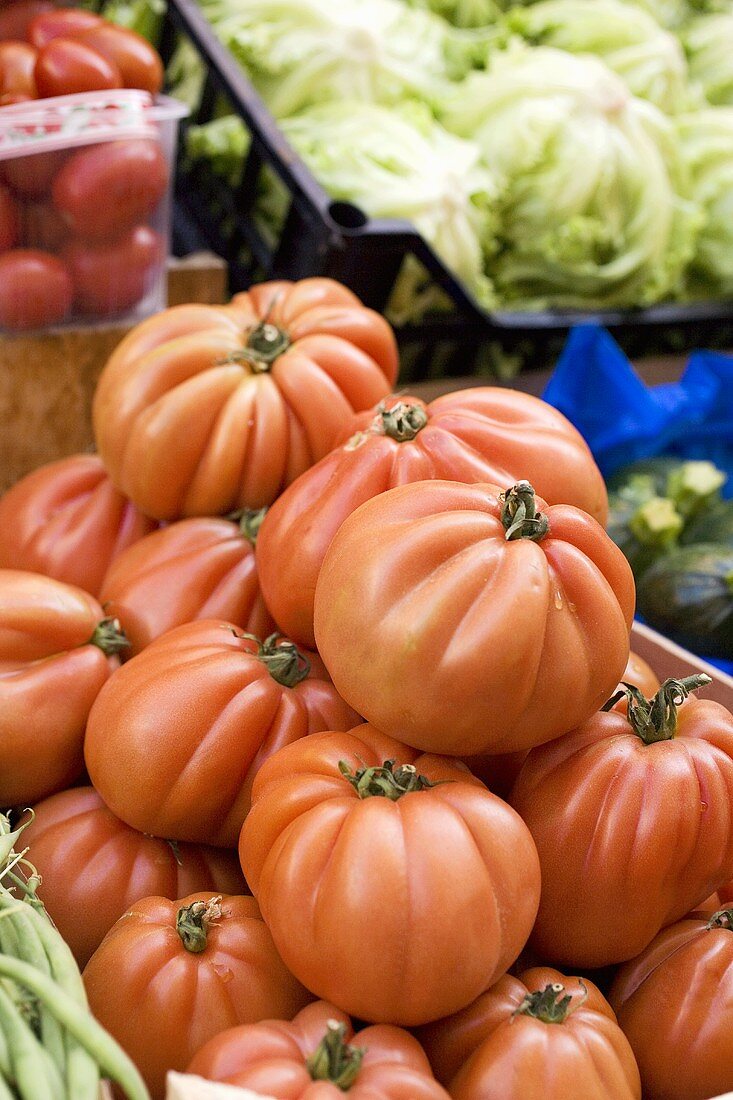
[1,148,68,197]
[0,181,19,249]
[188,1000,451,1098]
[84,621,360,846]
[18,197,68,250]
[0,568,126,806]
[63,225,162,317]
[510,676,733,967]
[415,968,618,1088]
[52,138,168,241]
[34,36,122,98]
[0,1,52,42]
[0,453,157,597]
[27,7,102,49]
[239,725,541,1026]
[313,480,635,756]
[83,893,312,1100]
[257,390,608,648]
[0,40,37,100]
[91,280,399,520]
[448,972,640,1099]
[0,249,72,330]
[21,786,247,969]
[99,512,275,656]
[610,909,733,1100]
[73,23,162,95]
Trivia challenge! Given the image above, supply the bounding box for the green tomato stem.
[176,895,222,954]
[500,481,550,542]
[88,617,129,658]
[237,631,311,688]
[603,674,713,742]
[306,1020,365,1089]
[513,982,582,1025]
[339,758,443,800]
[377,400,428,442]
[0,954,150,1100]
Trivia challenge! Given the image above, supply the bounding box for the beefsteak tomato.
[257,391,607,647]
[188,999,450,1098]
[0,453,156,597]
[313,479,635,755]
[414,967,617,1087]
[21,786,246,968]
[0,569,126,806]
[83,892,312,1100]
[98,510,274,656]
[609,908,733,1100]
[92,279,399,519]
[510,675,733,967]
[84,621,359,846]
[239,725,541,1026]
[448,972,640,1099]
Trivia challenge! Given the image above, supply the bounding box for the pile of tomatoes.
[2,276,733,1100]
[0,4,167,330]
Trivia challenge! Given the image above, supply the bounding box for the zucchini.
[681,499,733,548]
[636,543,733,660]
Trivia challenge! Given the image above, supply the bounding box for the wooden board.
[0,253,227,493]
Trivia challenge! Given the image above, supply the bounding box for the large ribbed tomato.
[83,893,312,1100]
[257,391,607,647]
[92,279,398,520]
[22,786,247,968]
[0,569,126,806]
[609,908,733,1100]
[188,999,450,1098]
[510,675,733,967]
[415,967,618,1087]
[0,453,156,597]
[98,511,274,656]
[445,971,640,1100]
[313,480,635,756]
[239,724,541,1027]
[84,621,360,846]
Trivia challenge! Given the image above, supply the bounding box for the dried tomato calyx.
[176,896,222,954]
[88,617,129,657]
[707,909,733,931]
[306,1020,365,1089]
[602,674,713,743]
[500,482,550,542]
[226,506,268,544]
[514,982,580,1024]
[338,759,442,800]
[237,631,311,688]
[377,400,428,442]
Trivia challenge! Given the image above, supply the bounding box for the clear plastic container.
[0,89,188,332]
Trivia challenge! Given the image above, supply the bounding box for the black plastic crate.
[148,0,733,380]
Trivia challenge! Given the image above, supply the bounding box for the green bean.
[0,889,99,1097]
[0,984,63,1100]
[0,955,150,1100]
[0,1069,16,1100]
[0,892,67,1074]
[0,1012,11,1080]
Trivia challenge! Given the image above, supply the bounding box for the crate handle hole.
[328,201,368,231]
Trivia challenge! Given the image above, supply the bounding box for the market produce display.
[606,456,733,657]
[179,0,733,317]
[2,272,733,1099]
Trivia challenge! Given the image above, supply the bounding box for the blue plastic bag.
[542,325,733,494]
[542,325,733,672]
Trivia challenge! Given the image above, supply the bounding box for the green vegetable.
[505,0,692,112]
[678,107,733,295]
[279,101,499,310]
[439,46,702,309]
[606,455,686,495]
[194,0,460,117]
[681,498,733,545]
[666,459,727,518]
[0,815,151,1100]
[681,12,733,105]
[607,474,683,575]
[637,543,733,657]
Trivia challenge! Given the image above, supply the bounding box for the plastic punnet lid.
[0,90,188,160]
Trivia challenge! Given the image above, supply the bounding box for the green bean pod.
[0,984,64,1100]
